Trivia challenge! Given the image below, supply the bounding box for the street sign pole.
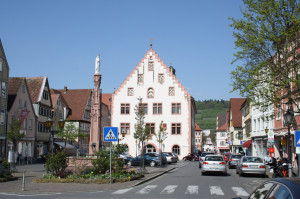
[295,131,300,177]
[110,142,112,184]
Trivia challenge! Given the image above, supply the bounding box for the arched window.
[145,144,156,153]
[172,145,180,155]
[147,88,154,98]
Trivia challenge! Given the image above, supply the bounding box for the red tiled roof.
[216,113,226,131]
[195,123,202,131]
[55,89,92,121]
[230,98,246,128]
[8,77,25,95]
[50,89,71,109]
[102,93,112,110]
[217,123,227,132]
[26,77,45,103]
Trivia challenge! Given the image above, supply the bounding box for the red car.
[223,153,231,162]
[183,153,199,161]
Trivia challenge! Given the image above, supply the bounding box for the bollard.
[22,171,26,191]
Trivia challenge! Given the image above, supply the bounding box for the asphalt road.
[0,161,269,199]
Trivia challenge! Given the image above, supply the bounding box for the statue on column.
[95,54,100,74]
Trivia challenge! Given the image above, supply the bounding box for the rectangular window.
[220,141,225,146]
[121,103,130,114]
[0,109,5,125]
[19,99,22,109]
[220,132,225,137]
[0,58,2,71]
[172,103,181,114]
[158,74,164,84]
[138,74,143,84]
[127,88,134,96]
[1,82,6,98]
[120,123,130,134]
[139,103,148,114]
[29,119,33,130]
[43,91,48,100]
[172,123,181,135]
[153,103,162,114]
[146,123,155,134]
[148,61,153,71]
[24,101,27,110]
[24,118,27,129]
[169,87,175,96]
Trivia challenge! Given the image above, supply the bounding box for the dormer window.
[43,91,49,100]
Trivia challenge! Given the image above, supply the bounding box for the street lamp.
[284,108,294,177]
[265,128,269,134]
[44,117,65,155]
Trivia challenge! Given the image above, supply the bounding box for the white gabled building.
[111,47,196,159]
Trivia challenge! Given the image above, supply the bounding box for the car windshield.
[232,155,242,159]
[243,157,263,163]
[206,156,223,161]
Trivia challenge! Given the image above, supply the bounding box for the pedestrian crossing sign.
[295,131,300,147]
[104,127,118,142]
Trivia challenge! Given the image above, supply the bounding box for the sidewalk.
[265,165,299,178]
[0,162,185,194]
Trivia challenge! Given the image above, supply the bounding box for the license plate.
[249,165,257,168]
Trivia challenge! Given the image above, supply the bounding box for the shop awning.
[242,140,252,148]
[54,142,74,149]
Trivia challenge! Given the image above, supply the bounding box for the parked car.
[127,153,167,167]
[199,152,215,168]
[228,154,243,169]
[233,178,300,199]
[236,156,266,177]
[163,152,177,163]
[201,155,227,175]
[183,153,199,161]
[119,154,133,165]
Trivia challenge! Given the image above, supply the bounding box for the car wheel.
[201,171,205,176]
[228,165,231,169]
[183,157,186,161]
[239,171,243,177]
[150,161,156,167]
[127,161,132,167]
[199,164,201,168]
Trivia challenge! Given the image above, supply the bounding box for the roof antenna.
[150,38,155,48]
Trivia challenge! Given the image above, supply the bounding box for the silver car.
[163,152,177,163]
[236,156,266,177]
[228,154,243,169]
[201,155,227,175]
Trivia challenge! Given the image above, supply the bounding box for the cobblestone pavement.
[0,161,186,194]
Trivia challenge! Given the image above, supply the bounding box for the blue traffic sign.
[295,131,300,147]
[104,127,118,142]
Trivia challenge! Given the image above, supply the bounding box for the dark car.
[233,178,300,199]
[228,154,243,169]
[127,153,167,167]
[183,153,199,161]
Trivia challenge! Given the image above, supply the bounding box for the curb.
[133,167,176,186]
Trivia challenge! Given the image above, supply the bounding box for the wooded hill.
[195,100,229,130]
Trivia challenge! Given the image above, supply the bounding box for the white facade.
[111,48,196,159]
[251,103,274,158]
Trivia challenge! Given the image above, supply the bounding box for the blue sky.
[1,0,244,101]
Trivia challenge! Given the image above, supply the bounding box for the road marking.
[232,187,249,196]
[136,185,157,194]
[210,186,224,195]
[0,193,62,196]
[185,185,198,195]
[160,185,178,194]
[112,188,133,194]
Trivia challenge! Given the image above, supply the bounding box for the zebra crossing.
[112,184,249,197]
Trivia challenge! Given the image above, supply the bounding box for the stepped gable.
[230,98,246,128]
[113,47,190,98]
[55,89,92,120]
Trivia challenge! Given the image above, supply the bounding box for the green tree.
[56,121,86,151]
[229,0,300,115]
[133,97,151,172]
[7,119,24,153]
[155,121,168,166]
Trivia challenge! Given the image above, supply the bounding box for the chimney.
[64,86,68,93]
